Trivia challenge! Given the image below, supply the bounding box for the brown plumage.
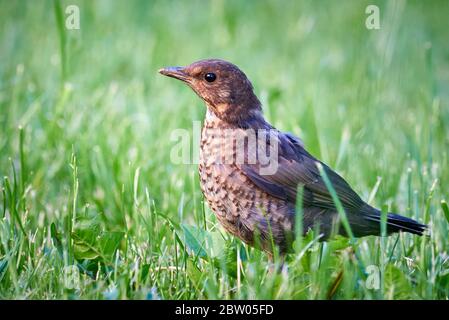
[159,59,427,254]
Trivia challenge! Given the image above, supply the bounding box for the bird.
[159,59,427,255]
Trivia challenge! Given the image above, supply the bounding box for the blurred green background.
[1,0,448,299]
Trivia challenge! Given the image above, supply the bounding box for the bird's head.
[159,59,262,124]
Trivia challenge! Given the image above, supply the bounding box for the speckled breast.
[198,112,294,252]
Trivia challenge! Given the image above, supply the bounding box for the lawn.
[1,0,449,299]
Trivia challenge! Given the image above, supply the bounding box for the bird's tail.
[364,210,427,236]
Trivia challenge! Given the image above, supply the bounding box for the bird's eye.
[204,72,217,82]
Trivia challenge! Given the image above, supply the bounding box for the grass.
[1,0,449,299]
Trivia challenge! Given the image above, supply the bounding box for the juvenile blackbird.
[159,59,427,254]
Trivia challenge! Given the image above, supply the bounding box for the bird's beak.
[158,66,190,83]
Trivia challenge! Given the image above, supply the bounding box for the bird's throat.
[205,102,264,127]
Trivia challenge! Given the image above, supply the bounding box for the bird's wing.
[238,130,365,210]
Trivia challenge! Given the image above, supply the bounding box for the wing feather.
[238,130,364,211]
